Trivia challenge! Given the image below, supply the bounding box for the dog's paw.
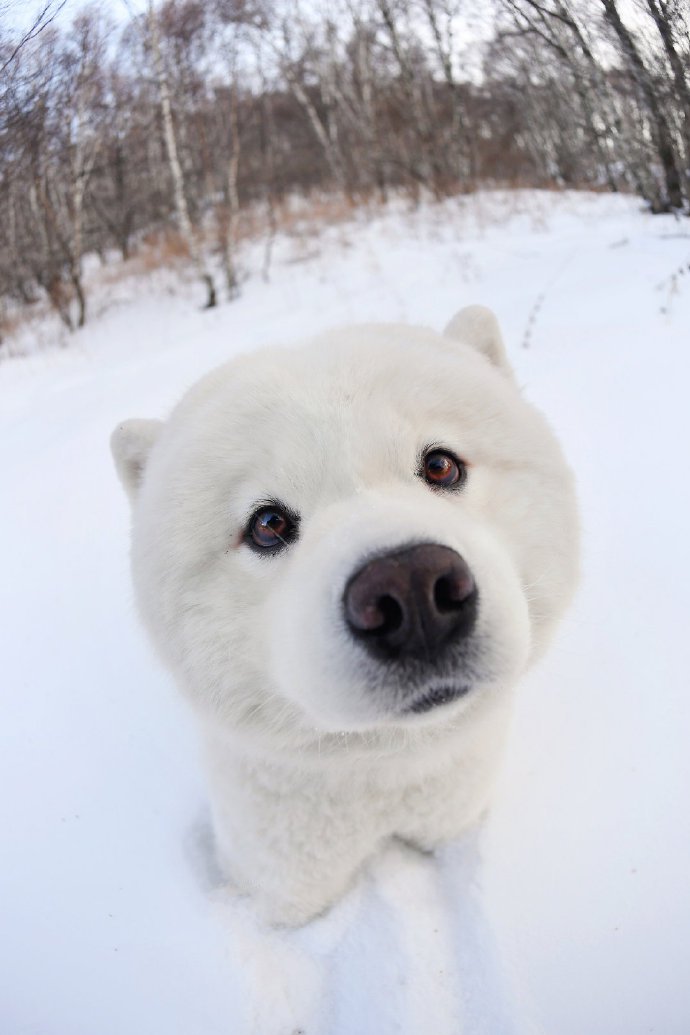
[252,888,337,929]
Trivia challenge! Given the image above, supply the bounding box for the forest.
[1,0,689,328]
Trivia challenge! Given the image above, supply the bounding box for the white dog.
[112,306,578,926]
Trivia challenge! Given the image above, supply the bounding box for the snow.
[1,190,689,1035]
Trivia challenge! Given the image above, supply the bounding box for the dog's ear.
[443,305,513,376]
[111,418,163,503]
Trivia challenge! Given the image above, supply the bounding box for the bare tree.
[644,0,690,201]
[601,0,683,210]
[421,0,472,182]
[3,0,690,349]
[0,0,67,73]
[147,0,217,307]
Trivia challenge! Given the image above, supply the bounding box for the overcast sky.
[0,0,649,62]
[2,0,128,35]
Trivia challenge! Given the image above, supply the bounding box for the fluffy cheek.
[130,490,273,723]
[264,494,533,731]
[482,466,579,661]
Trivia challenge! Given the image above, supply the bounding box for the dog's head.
[112,308,578,741]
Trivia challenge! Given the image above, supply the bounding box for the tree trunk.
[645,0,690,205]
[148,0,217,307]
[223,81,240,300]
[601,0,684,210]
[422,0,469,185]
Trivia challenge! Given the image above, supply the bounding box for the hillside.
[1,190,689,1035]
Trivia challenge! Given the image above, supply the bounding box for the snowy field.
[2,190,689,1035]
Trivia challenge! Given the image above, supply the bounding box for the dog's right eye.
[245,505,297,553]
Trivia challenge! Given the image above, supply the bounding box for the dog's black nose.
[343,544,477,661]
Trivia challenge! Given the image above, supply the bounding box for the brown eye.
[246,505,297,552]
[422,449,466,489]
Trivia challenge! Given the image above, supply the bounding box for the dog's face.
[112,309,578,740]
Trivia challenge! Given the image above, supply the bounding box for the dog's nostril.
[377,594,404,634]
[434,569,475,613]
[346,591,403,635]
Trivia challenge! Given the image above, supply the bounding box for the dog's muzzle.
[343,543,478,667]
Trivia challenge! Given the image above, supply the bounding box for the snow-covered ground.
[2,190,689,1035]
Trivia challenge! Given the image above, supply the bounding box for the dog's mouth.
[405,683,471,715]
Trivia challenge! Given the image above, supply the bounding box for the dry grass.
[0,308,25,344]
[0,184,622,357]
[99,229,191,285]
[239,191,368,241]
[90,194,368,292]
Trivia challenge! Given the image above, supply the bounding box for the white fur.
[112,307,579,926]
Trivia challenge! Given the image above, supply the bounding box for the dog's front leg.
[394,719,508,853]
[205,746,381,926]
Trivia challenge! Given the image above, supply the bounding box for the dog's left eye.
[421,449,467,489]
[246,505,297,552]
